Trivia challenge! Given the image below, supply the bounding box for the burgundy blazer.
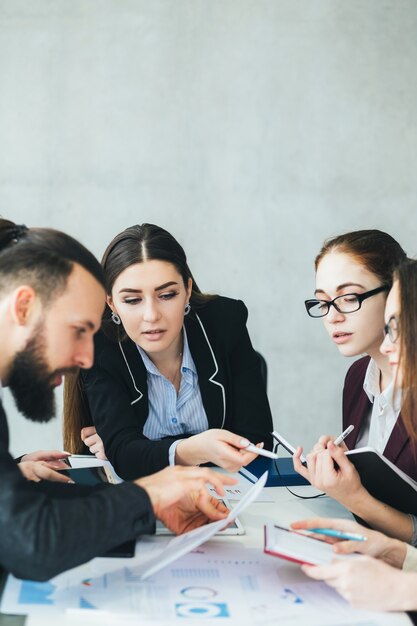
[343,355,417,482]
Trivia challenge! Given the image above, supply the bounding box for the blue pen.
[308,528,367,542]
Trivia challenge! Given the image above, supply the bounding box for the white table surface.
[19,458,409,626]
[233,482,353,548]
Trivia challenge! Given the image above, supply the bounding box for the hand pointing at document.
[136,466,236,535]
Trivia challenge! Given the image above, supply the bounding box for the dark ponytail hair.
[315,229,407,289]
[0,218,105,303]
[63,223,216,453]
[0,220,29,249]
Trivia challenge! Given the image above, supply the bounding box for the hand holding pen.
[291,516,407,568]
[243,442,278,460]
[291,425,354,474]
[333,425,354,447]
[311,425,354,454]
[292,426,365,504]
[306,528,367,541]
[291,517,369,546]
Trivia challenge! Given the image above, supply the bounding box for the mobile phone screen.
[58,466,110,486]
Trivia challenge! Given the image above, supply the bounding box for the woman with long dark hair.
[64,223,273,479]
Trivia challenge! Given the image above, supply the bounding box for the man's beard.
[7,329,78,423]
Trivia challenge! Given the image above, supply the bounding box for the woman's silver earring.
[184,303,191,316]
[111,312,121,325]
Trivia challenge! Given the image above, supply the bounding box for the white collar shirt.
[356,358,401,453]
[137,327,208,442]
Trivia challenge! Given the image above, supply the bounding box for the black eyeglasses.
[384,315,399,343]
[305,285,389,318]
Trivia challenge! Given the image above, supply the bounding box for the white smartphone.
[155,497,245,536]
[271,430,307,466]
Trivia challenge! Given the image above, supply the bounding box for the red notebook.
[264,524,357,566]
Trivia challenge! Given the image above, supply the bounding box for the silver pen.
[333,425,354,446]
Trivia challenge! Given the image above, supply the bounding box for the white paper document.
[7,543,411,626]
[137,470,268,579]
[1,470,411,626]
[208,467,274,502]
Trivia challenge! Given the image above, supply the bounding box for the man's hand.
[158,493,230,534]
[19,461,74,483]
[18,450,73,483]
[20,449,71,466]
[136,466,237,534]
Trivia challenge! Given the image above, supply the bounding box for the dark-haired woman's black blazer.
[81,297,274,480]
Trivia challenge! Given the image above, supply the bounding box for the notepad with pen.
[263,524,358,566]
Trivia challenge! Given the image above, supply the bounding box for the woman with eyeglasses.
[291,259,417,612]
[63,223,273,480]
[293,230,417,543]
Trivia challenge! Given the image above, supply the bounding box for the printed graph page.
[3,543,410,626]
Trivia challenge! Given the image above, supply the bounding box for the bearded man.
[0,219,232,581]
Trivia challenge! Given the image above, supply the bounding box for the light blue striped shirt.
[137,328,209,464]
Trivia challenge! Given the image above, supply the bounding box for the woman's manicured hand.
[175,428,263,472]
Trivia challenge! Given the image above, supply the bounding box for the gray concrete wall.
[1,0,416,458]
